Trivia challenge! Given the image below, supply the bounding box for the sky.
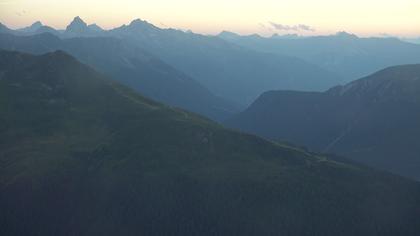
[1,0,420,37]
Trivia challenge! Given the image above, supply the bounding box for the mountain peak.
[31,21,43,28]
[66,16,88,32]
[73,16,85,23]
[126,18,158,32]
[129,18,147,26]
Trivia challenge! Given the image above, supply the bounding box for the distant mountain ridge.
[218,31,420,83]
[106,18,340,105]
[0,18,341,106]
[0,32,237,120]
[226,64,420,180]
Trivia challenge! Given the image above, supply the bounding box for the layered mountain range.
[1,50,420,235]
[0,32,237,121]
[219,31,420,83]
[3,17,420,181]
[1,17,340,106]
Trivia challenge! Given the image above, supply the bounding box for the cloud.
[269,22,315,32]
[297,24,315,31]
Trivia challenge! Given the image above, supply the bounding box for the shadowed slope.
[1,50,420,235]
[226,65,420,180]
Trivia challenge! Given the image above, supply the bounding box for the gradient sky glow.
[1,0,420,37]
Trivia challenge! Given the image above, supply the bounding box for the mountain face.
[1,50,420,235]
[0,33,237,121]
[219,31,420,83]
[107,19,340,105]
[0,23,13,34]
[88,23,103,32]
[6,21,60,36]
[226,64,420,180]
[65,16,88,33]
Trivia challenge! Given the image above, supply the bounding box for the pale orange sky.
[1,0,420,37]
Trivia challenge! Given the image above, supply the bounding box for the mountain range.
[226,64,420,180]
[1,49,420,235]
[0,32,237,121]
[1,17,340,106]
[219,31,420,83]
[106,18,339,105]
[9,17,420,105]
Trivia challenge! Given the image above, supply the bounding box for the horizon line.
[1,16,419,39]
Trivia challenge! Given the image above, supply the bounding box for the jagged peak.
[72,16,85,24]
[129,18,148,26]
[66,16,88,30]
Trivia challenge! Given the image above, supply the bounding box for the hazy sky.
[1,0,420,37]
